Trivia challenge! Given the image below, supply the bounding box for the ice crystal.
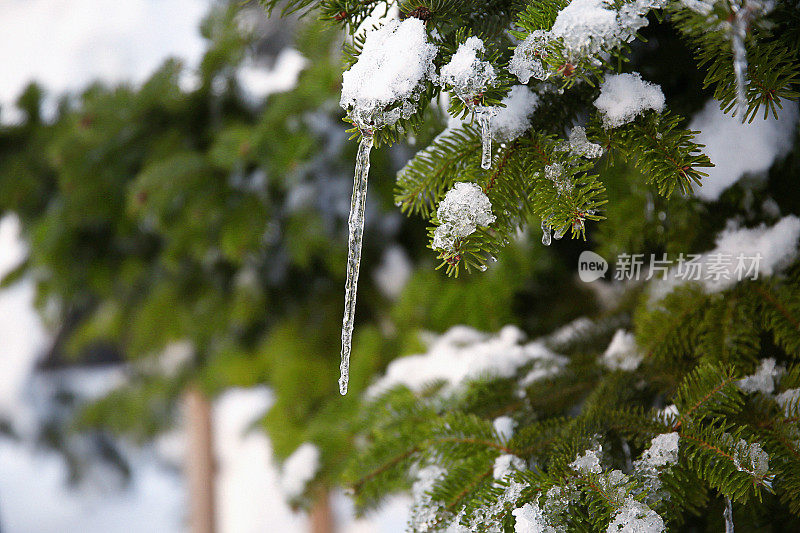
[339,133,373,395]
[640,433,680,468]
[570,445,603,474]
[439,37,498,169]
[513,501,563,533]
[731,438,770,479]
[509,31,551,83]
[634,432,679,496]
[432,182,496,252]
[545,163,573,195]
[564,126,604,158]
[541,219,552,246]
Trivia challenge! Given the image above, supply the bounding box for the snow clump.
[600,329,643,371]
[494,454,527,480]
[594,73,665,128]
[279,442,320,499]
[340,18,437,129]
[738,358,783,395]
[606,498,665,533]
[439,36,496,100]
[490,86,540,142]
[368,324,565,396]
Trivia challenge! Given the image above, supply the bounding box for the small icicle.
[730,1,749,123]
[723,497,734,533]
[554,225,567,240]
[476,106,494,170]
[339,131,374,395]
[541,220,552,246]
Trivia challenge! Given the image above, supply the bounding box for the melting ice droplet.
[337,17,437,395]
[541,220,552,246]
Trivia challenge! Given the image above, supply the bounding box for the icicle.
[541,220,552,246]
[339,132,374,395]
[554,225,567,240]
[621,440,633,472]
[724,497,734,533]
[731,2,749,123]
[475,106,494,170]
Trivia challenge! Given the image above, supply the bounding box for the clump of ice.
[513,501,562,533]
[340,18,437,130]
[634,432,679,495]
[651,215,800,299]
[689,99,798,201]
[738,358,783,395]
[409,465,447,531]
[432,182,496,252]
[639,433,680,468]
[681,0,715,14]
[279,442,320,500]
[545,162,573,197]
[558,126,604,158]
[511,0,666,81]
[606,498,664,533]
[570,445,603,474]
[494,416,517,442]
[490,86,540,143]
[367,324,565,396]
[509,31,551,83]
[494,454,527,480]
[776,388,800,416]
[594,73,665,128]
[439,37,496,101]
[600,330,643,371]
[730,438,770,480]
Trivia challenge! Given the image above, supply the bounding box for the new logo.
[578,250,608,282]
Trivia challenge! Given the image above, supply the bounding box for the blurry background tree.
[0,2,422,531]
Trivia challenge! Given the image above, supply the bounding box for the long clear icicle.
[731,1,749,123]
[724,497,735,533]
[339,132,374,395]
[476,106,493,170]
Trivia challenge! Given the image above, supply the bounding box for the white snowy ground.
[0,1,409,530]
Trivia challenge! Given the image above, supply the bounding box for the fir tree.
[259,0,800,531]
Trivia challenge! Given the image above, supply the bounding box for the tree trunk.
[185,385,217,533]
[309,488,335,533]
